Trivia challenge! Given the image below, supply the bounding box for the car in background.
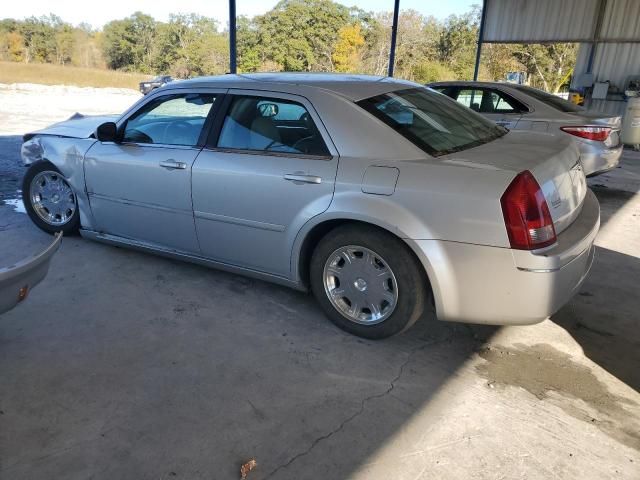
[0,233,61,315]
[428,81,622,176]
[139,75,174,95]
[20,74,598,339]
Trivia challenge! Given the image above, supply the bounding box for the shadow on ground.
[552,186,640,394]
[0,221,498,479]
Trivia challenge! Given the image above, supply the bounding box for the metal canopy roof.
[483,0,640,43]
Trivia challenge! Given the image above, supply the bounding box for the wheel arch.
[293,216,439,313]
[22,136,97,230]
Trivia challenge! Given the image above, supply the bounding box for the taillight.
[501,171,557,250]
[560,126,611,142]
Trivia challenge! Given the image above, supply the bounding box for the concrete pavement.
[0,137,638,479]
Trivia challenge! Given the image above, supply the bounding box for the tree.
[481,43,522,82]
[254,0,353,71]
[412,61,457,83]
[102,12,156,71]
[54,24,74,65]
[437,7,480,79]
[514,43,578,92]
[333,23,364,72]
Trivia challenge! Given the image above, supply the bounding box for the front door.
[192,91,339,277]
[84,91,221,253]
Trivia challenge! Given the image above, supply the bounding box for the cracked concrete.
[0,89,639,479]
[264,338,441,479]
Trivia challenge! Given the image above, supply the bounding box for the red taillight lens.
[501,171,557,250]
[560,126,611,142]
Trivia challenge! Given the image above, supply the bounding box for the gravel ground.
[0,83,140,136]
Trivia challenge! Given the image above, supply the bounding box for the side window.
[216,95,330,156]
[488,90,525,113]
[454,89,484,112]
[430,86,456,98]
[123,93,216,146]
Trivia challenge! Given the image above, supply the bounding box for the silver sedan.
[20,74,599,338]
[428,81,623,176]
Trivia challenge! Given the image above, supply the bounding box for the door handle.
[284,174,322,184]
[160,159,187,170]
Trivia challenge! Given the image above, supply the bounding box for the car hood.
[23,113,119,141]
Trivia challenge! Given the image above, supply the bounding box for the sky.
[1,0,476,29]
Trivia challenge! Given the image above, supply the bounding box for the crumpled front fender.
[22,135,98,230]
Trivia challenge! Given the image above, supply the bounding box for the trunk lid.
[440,130,587,235]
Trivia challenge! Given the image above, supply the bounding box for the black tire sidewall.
[310,225,427,339]
[22,161,80,235]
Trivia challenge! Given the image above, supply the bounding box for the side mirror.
[96,122,118,142]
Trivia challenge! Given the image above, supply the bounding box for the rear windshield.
[517,86,584,113]
[357,87,507,157]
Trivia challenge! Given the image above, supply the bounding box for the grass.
[0,61,149,89]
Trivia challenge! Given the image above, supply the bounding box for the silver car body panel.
[428,81,623,176]
[0,232,62,314]
[21,74,600,326]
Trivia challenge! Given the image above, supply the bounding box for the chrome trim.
[284,173,322,184]
[516,266,560,273]
[88,193,193,216]
[193,211,286,232]
[204,146,333,161]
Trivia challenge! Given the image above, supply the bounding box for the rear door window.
[216,95,330,156]
[454,89,485,112]
[488,90,526,113]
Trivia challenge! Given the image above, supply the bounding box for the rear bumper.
[410,189,600,325]
[580,143,622,177]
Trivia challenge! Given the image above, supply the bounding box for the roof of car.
[173,73,420,101]
[428,81,522,89]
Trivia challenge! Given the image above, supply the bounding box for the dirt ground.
[0,84,638,480]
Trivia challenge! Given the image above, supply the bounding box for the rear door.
[483,88,526,128]
[192,90,339,277]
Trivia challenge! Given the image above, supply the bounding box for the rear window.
[517,86,584,113]
[357,87,507,156]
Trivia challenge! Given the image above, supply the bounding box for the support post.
[473,0,488,81]
[388,0,400,77]
[229,0,237,74]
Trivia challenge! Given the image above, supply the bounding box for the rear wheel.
[22,161,80,235]
[310,224,428,339]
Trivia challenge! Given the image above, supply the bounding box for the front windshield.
[357,87,507,156]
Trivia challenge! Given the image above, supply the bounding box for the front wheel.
[22,161,80,235]
[310,225,428,339]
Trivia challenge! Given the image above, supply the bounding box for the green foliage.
[246,0,355,72]
[412,61,457,83]
[333,23,364,72]
[513,43,578,92]
[0,2,579,95]
[102,12,156,72]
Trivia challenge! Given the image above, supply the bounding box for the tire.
[310,224,428,339]
[22,161,80,235]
